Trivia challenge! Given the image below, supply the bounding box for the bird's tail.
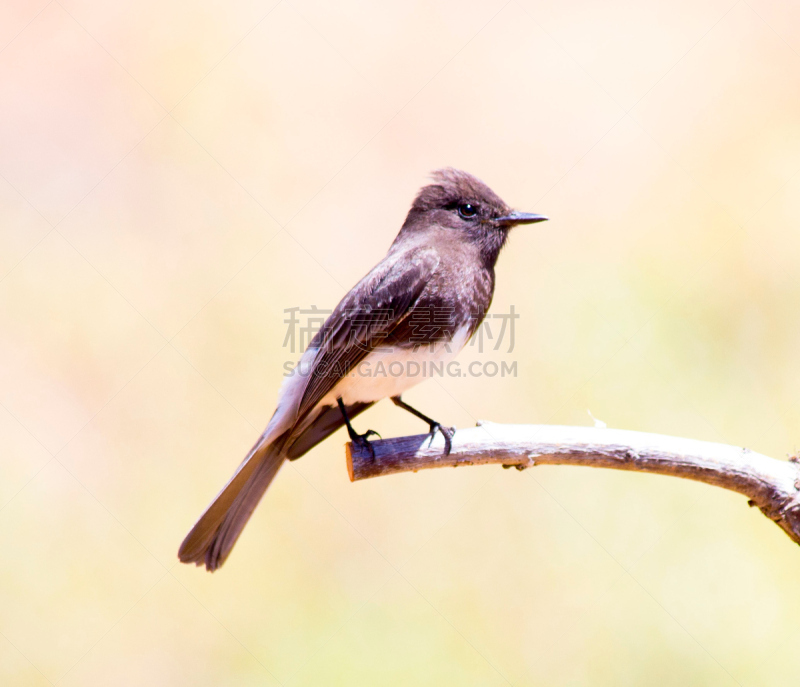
[179,400,375,571]
[178,434,287,571]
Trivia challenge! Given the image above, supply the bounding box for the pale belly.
[321,325,471,405]
[263,325,470,445]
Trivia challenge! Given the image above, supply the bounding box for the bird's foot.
[349,429,381,461]
[428,423,455,456]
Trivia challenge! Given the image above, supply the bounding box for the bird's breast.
[323,324,472,405]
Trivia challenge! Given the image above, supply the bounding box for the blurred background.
[2,0,800,684]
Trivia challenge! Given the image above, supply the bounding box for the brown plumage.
[178,168,547,570]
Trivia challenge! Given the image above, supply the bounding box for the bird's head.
[398,168,547,266]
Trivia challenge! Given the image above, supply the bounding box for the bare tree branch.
[346,422,800,546]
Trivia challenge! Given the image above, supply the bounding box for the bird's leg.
[390,395,455,455]
[337,397,381,460]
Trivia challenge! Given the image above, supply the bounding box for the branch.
[346,422,800,546]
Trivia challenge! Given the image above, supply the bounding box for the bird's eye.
[457,203,478,219]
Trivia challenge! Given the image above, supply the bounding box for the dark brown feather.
[297,247,440,416]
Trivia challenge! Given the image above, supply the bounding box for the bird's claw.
[428,423,456,456]
[353,429,381,461]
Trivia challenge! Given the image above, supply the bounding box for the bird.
[178,168,547,570]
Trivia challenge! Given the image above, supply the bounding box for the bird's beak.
[495,211,549,226]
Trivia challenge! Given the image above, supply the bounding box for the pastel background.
[2,0,800,685]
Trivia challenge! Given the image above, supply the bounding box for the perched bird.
[179,168,547,570]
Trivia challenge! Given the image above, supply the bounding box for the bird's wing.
[295,246,440,418]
